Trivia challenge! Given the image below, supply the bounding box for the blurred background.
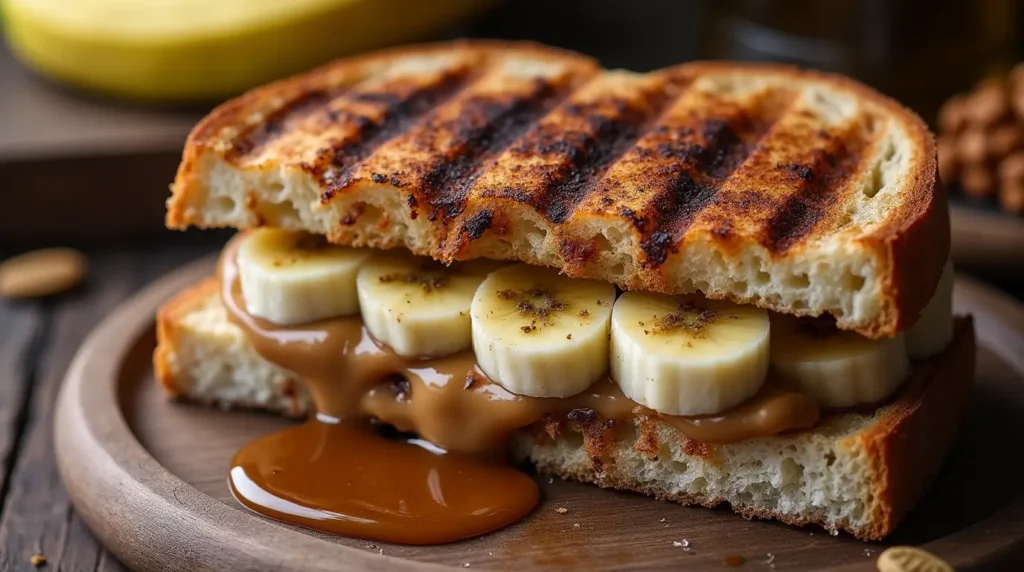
[0,5,1020,568]
[1,0,1023,290]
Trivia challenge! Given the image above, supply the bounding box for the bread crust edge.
[852,316,974,539]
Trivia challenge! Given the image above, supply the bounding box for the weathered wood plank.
[97,551,129,572]
[0,251,138,572]
[0,299,44,520]
[56,514,124,572]
[0,240,218,572]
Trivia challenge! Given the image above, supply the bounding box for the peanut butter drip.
[230,417,539,544]
[218,233,819,543]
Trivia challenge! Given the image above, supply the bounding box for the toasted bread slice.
[154,279,974,540]
[167,40,947,338]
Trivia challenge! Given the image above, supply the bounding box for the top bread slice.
[167,40,948,338]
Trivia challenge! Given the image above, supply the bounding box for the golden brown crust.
[168,41,945,338]
[167,40,600,229]
[665,62,946,337]
[153,278,220,396]
[850,316,974,539]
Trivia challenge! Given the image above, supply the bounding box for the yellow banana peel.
[1,0,491,102]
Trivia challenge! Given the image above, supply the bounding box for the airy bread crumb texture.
[156,280,310,415]
[154,279,974,541]
[512,415,879,537]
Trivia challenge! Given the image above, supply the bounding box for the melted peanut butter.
[219,233,820,543]
[230,417,538,544]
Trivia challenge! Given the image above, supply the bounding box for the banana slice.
[237,229,371,325]
[770,315,908,408]
[610,293,770,416]
[357,252,498,357]
[905,260,955,359]
[470,264,615,397]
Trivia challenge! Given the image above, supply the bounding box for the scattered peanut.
[987,124,1023,158]
[937,95,967,135]
[998,152,1024,184]
[937,67,1024,214]
[876,546,952,572]
[959,165,995,199]
[955,128,987,164]
[965,78,1010,126]
[936,136,959,184]
[0,248,87,299]
[999,183,1024,214]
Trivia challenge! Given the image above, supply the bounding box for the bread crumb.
[555,507,568,514]
[573,523,580,528]
[30,554,46,567]
[548,478,554,484]
[672,539,691,551]
[461,563,471,568]
[659,517,667,523]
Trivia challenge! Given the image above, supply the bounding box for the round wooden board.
[950,202,1024,280]
[54,257,1024,572]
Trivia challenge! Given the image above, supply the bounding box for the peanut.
[0,248,87,299]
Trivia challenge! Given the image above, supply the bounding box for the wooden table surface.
[0,235,1021,571]
[0,234,226,572]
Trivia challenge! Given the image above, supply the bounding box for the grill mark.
[530,93,677,224]
[419,80,570,222]
[228,89,342,160]
[764,132,868,253]
[640,95,797,266]
[319,70,474,202]
[462,209,493,239]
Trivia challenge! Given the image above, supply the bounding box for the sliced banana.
[770,314,908,408]
[357,252,498,357]
[610,292,770,416]
[905,260,955,359]
[237,229,371,325]
[470,264,615,398]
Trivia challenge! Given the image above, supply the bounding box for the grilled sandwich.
[156,40,973,543]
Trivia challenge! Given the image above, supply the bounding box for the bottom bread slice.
[154,278,975,541]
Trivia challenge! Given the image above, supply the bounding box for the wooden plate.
[54,257,1024,571]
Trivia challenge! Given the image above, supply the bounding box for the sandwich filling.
[218,229,953,544]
